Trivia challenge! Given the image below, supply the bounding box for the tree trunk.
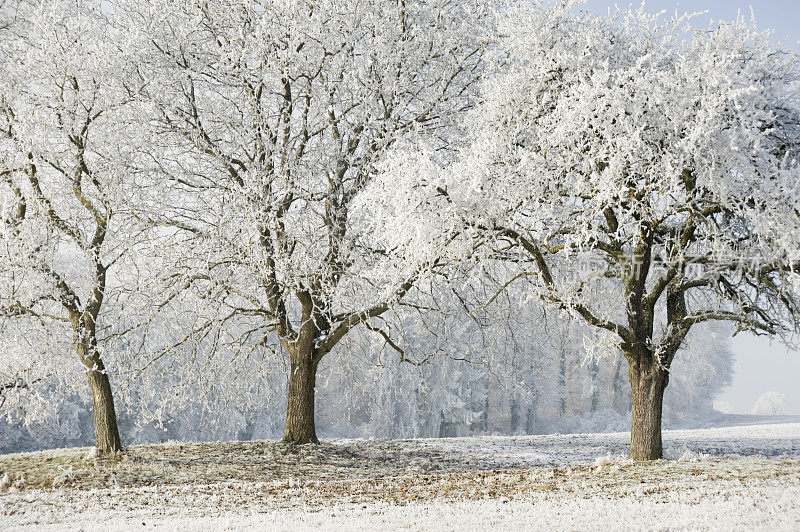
[611,353,629,414]
[76,331,123,455]
[628,357,668,460]
[282,346,319,444]
[87,367,123,454]
[588,358,600,413]
[558,345,567,416]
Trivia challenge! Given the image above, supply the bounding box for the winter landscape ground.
[2,419,800,530]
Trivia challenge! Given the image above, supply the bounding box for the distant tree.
[663,323,734,425]
[752,392,793,415]
[380,2,800,459]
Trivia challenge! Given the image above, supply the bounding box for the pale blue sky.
[584,1,800,47]
[583,1,800,415]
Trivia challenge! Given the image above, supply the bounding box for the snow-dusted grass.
[2,423,800,530]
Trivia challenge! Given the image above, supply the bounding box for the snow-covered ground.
[2,422,800,530]
[411,418,800,466]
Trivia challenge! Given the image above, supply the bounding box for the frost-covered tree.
[751,391,793,415]
[0,0,143,454]
[123,0,493,443]
[379,2,800,459]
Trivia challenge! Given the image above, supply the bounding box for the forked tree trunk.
[628,357,668,460]
[87,367,123,454]
[283,345,319,444]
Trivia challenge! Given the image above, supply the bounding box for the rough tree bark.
[627,352,669,461]
[279,295,326,445]
[282,343,319,444]
[76,324,123,455]
[86,365,123,454]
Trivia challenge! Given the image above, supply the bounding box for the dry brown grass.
[1,439,799,508]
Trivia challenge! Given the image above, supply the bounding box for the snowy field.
[2,421,800,530]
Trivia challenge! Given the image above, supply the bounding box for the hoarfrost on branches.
[377,1,800,459]
[124,0,495,442]
[0,0,147,454]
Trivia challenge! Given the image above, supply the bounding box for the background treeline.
[0,281,732,453]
